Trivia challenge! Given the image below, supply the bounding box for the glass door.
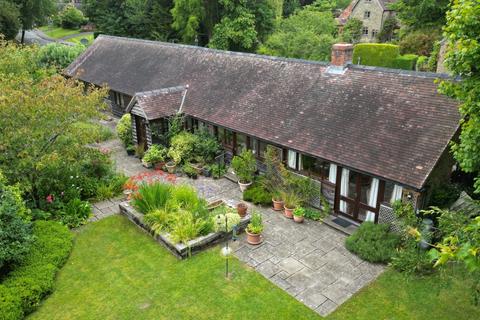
[336,168,380,222]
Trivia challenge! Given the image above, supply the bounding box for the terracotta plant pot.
[246,230,262,245]
[237,203,248,218]
[284,206,294,219]
[142,160,152,168]
[154,162,165,170]
[272,199,284,211]
[238,181,252,192]
[166,161,176,174]
[293,215,304,223]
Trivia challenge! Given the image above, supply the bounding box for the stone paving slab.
[92,133,385,317]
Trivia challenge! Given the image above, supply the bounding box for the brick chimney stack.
[331,43,353,67]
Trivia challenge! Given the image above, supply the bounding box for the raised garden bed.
[119,200,250,259]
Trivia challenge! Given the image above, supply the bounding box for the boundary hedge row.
[352,43,418,71]
[0,221,73,320]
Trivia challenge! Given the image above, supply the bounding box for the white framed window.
[362,27,369,36]
[364,11,371,19]
[372,29,378,38]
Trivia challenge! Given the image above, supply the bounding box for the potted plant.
[246,211,263,245]
[211,163,226,179]
[166,161,176,173]
[231,149,257,192]
[183,163,198,179]
[203,165,212,177]
[293,207,305,223]
[282,191,300,219]
[126,144,135,156]
[142,144,166,168]
[236,202,248,218]
[272,190,284,211]
[190,156,205,175]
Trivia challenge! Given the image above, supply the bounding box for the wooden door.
[135,116,147,150]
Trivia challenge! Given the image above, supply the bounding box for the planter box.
[119,201,250,259]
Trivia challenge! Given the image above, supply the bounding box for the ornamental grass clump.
[132,182,173,214]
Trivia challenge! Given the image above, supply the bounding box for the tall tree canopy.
[83,0,175,40]
[258,6,336,61]
[439,0,480,195]
[390,0,450,30]
[0,0,21,40]
[13,0,56,42]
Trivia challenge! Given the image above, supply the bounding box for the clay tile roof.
[66,35,460,190]
[128,86,186,120]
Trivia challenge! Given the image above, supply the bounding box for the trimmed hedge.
[0,221,73,320]
[393,54,419,71]
[352,43,399,68]
[353,43,418,71]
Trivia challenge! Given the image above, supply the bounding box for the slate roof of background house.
[65,35,461,190]
[126,86,186,120]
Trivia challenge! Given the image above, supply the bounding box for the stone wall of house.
[350,0,385,42]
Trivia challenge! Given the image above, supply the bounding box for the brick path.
[92,128,384,317]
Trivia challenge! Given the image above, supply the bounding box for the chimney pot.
[331,43,354,67]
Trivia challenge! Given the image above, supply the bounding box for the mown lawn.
[330,267,478,320]
[30,215,478,320]
[38,26,81,39]
[29,215,320,320]
[68,34,94,46]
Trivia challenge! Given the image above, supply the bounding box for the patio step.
[322,215,358,236]
[223,167,238,183]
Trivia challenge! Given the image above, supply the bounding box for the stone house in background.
[338,0,396,42]
[66,36,460,227]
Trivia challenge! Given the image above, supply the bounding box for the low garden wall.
[119,201,250,259]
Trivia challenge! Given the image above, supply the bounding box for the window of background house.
[383,180,394,204]
[364,11,371,19]
[301,155,330,180]
[250,138,258,156]
[258,141,268,159]
[372,29,378,38]
[224,129,233,146]
[218,127,225,143]
[362,27,369,35]
[237,134,246,153]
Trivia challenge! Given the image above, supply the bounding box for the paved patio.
[93,123,385,317]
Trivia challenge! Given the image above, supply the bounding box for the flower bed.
[119,200,250,259]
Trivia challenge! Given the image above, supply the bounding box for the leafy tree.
[341,17,362,43]
[58,4,87,28]
[439,0,480,195]
[14,0,56,43]
[390,0,450,30]
[0,39,107,207]
[258,8,336,61]
[209,0,275,52]
[171,0,205,44]
[377,16,399,42]
[282,0,300,17]
[398,29,441,56]
[0,0,21,40]
[83,0,175,40]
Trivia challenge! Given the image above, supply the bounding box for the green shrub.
[0,221,73,319]
[55,198,91,228]
[213,210,241,232]
[243,183,272,206]
[398,30,441,56]
[59,5,87,29]
[352,43,400,68]
[426,183,461,208]
[345,222,400,263]
[37,43,85,69]
[194,129,221,163]
[116,114,132,147]
[393,54,418,70]
[210,163,226,179]
[0,171,33,271]
[416,55,430,71]
[182,163,198,179]
[0,0,21,40]
[142,144,167,164]
[390,239,434,275]
[168,131,198,164]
